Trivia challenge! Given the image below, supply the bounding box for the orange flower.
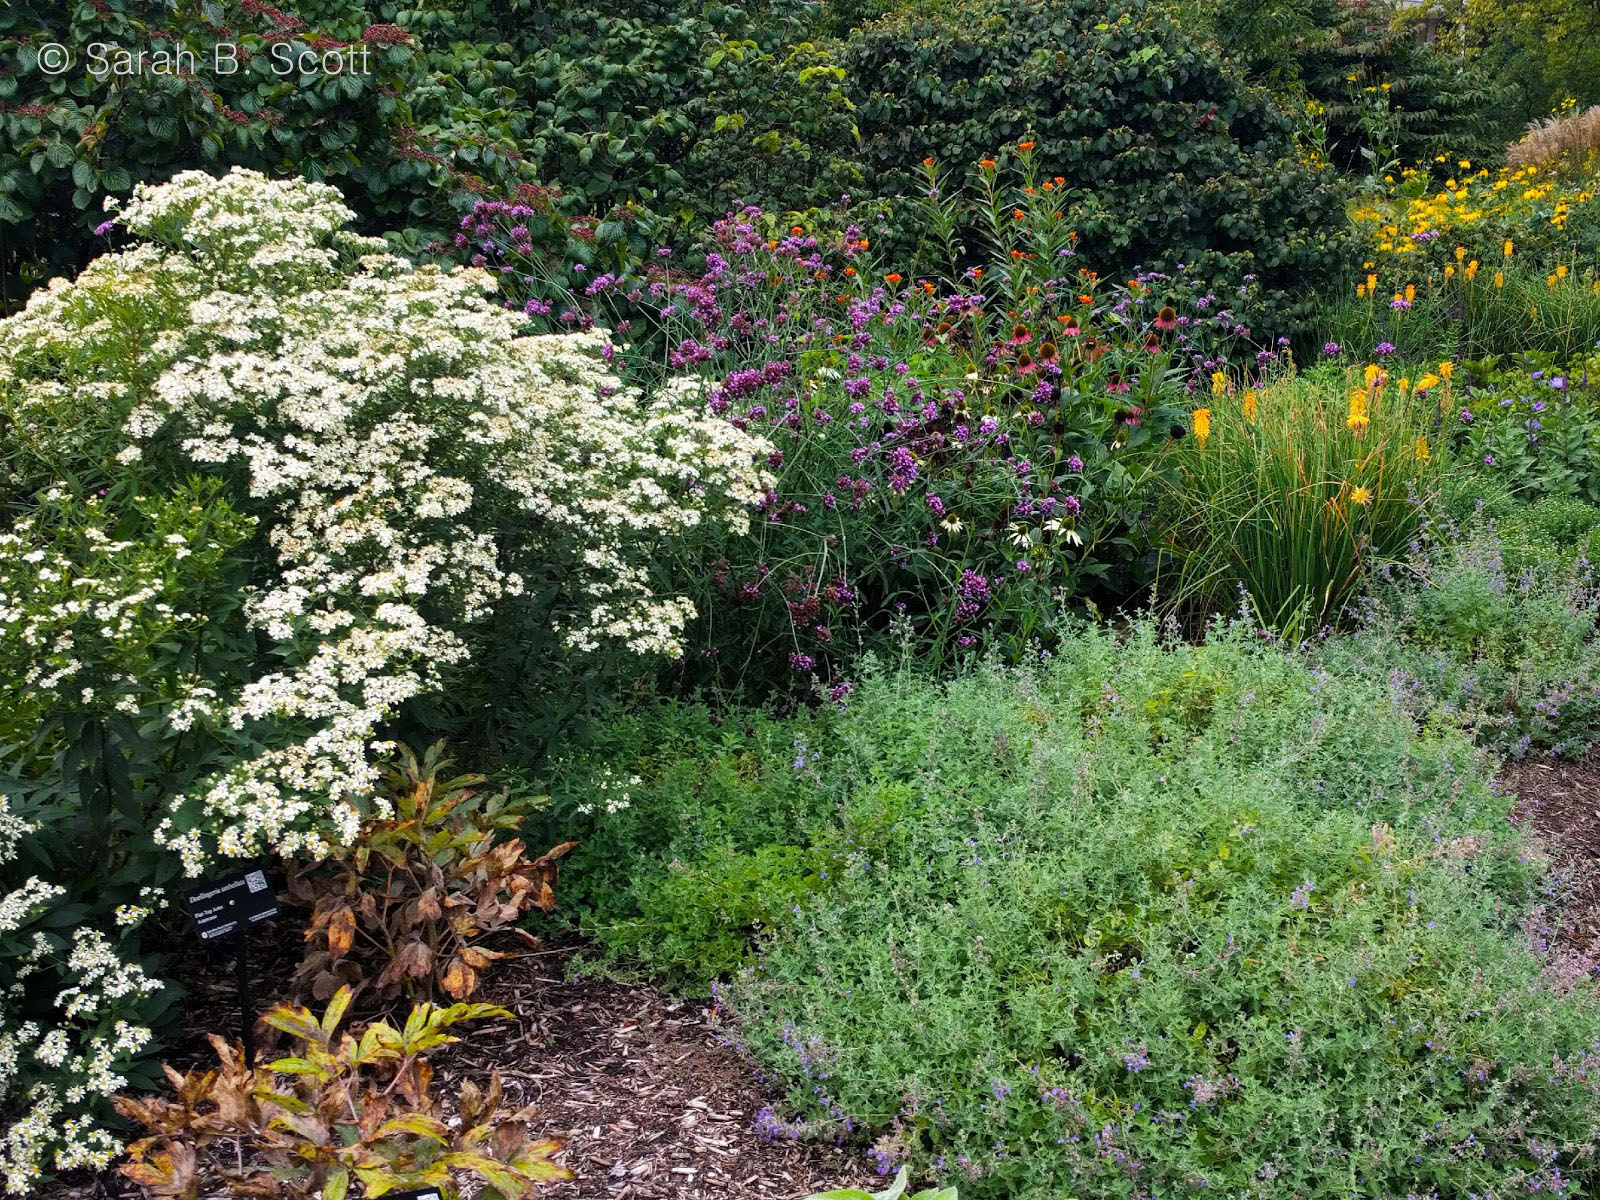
[885,273,902,285]
[1013,208,1025,220]
[922,156,935,167]
[791,225,804,235]
[979,158,997,169]
[1018,140,1036,152]
[843,266,856,276]
[1078,293,1093,305]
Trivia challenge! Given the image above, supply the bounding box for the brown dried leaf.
[440,957,478,999]
[326,904,357,959]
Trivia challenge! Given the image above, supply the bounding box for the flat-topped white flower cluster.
[0,167,771,1190]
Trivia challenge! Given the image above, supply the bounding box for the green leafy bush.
[839,0,1352,335]
[1452,359,1600,503]
[1290,0,1508,173]
[355,0,857,237]
[1318,511,1600,758]
[708,625,1600,1197]
[533,702,841,985]
[0,1,533,309]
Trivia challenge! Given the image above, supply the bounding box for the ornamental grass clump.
[719,624,1600,1198]
[1158,362,1450,631]
[0,167,770,1189]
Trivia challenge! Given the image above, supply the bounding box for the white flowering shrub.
[0,167,771,1190]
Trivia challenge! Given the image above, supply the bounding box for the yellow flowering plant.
[1327,156,1600,360]
[1158,363,1453,633]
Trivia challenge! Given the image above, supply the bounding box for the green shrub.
[532,701,842,985]
[0,1,533,309]
[1181,0,1507,174]
[1451,359,1600,503]
[1490,493,1600,571]
[1318,511,1600,758]
[374,0,857,235]
[710,625,1600,1197]
[839,0,1352,336]
[1292,0,1508,173]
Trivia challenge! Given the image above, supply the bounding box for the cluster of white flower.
[573,765,643,816]
[0,887,159,1193]
[0,168,772,1184]
[5,168,773,869]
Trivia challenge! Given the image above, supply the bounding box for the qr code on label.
[246,870,268,893]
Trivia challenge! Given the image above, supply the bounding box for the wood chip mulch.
[1504,750,1600,954]
[430,954,868,1199]
[43,935,867,1200]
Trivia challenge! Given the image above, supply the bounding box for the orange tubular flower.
[885,273,902,285]
[1018,140,1036,152]
[979,159,997,169]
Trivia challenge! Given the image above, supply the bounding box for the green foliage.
[532,702,841,985]
[806,1166,956,1200]
[1319,507,1600,758]
[838,0,1352,335]
[1288,0,1508,173]
[0,1,529,309]
[113,987,570,1199]
[1483,491,1600,571]
[1424,0,1600,129]
[1450,357,1600,501]
[708,625,1600,1197]
[373,0,857,236]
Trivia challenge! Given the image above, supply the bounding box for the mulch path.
[44,927,867,1200]
[1504,751,1600,954]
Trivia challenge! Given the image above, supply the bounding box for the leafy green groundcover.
[547,622,1600,1197]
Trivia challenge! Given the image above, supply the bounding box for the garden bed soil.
[432,956,869,1199]
[43,934,866,1200]
[1505,751,1600,954]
